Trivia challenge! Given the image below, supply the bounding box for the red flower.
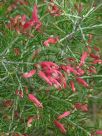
[79,51,88,67]
[38,71,52,85]
[23,20,34,30]
[90,53,100,59]
[57,111,70,120]
[40,61,59,69]
[54,120,67,134]
[27,116,34,127]
[31,4,42,30]
[38,61,66,89]
[28,94,43,108]
[96,130,102,135]
[93,59,102,64]
[75,103,88,112]
[7,0,28,13]
[81,104,88,112]
[22,69,36,78]
[88,66,97,74]
[32,4,39,22]
[48,3,62,17]
[3,100,13,108]
[43,37,59,47]
[16,90,23,98]
[94,46,100,51]
[7,3,42,33]
[7,15,21,32]
[60,75,67,89]
[21,15,26,25]
[76,77,89,88]
[49,77,61,89]
[61,65,78,75]
[70,80,76,92]
[76,67,85,76]
[27,115,40,127]
[13,14,21,24]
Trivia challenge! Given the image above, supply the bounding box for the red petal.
[57,111,70,120]
[75,103,88,112]
[21,15,26,25]
[50,77,61,88]
[22,69,36,78]
[94,46,100,51]
[93,59,102,64]
[74,103,82,110]
[70,80,76,92]
[61,65,78,75]
[27,116,34,127]
[76,67,85,76]
[96,130,102,135]
[35,21,42,30]
[23,20,34,30]
[40,61,59,69]
[79,52,88,67]
[38,71,52,85]
[32,4,39,22]
[54,120,67,134]
[43,37,59,47]
[48,3,62,17]
[88,66,97,74]
[90,53,100,59]
[81,104,88,112]
[76,77,89,87]
[15,90,23,98]
[28,94,43,108]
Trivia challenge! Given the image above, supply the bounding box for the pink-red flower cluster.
[7,0,28,13]
[7,4,42,34]
[38,61,66,89]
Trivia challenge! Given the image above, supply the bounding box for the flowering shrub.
[0,0,102,135]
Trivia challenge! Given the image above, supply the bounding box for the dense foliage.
[0,0,102,136]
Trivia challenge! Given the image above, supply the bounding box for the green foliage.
[0,0,102,136]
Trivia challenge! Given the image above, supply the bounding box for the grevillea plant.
[0,0,102,136]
